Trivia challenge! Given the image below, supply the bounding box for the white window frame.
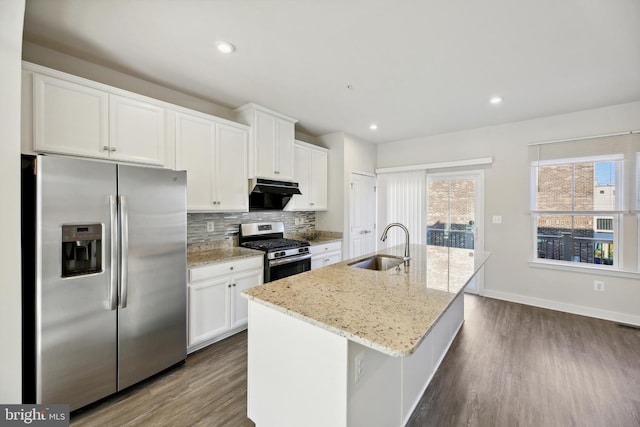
[530,154,624,271]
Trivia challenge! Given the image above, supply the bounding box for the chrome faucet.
[380,223,411,265]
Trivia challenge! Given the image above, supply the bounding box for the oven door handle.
[269,253,312,267]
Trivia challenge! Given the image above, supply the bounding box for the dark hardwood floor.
[71,332,254,427]
[407,295,640,427]
[71,295,640,427]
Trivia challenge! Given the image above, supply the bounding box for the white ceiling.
[23,0,640,144]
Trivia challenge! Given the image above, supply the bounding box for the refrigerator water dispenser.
[61,224,103,277]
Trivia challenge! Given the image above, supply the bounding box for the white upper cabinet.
[109,94,165,165]
[275,118,295,179]
[26,63,169,167]
[175,113,214,210]
[33,73,109,159]
[234,103,298,181]
[176,111,248,212]
[288,141,328,211]
[215,123,249,211]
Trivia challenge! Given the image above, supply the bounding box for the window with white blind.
[529,131,640,270]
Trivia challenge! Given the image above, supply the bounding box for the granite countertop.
[242,244,490,357]
[187,246,263,267]
[285,231,343,245]
[306,236,343,245]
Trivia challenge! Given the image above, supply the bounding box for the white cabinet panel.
[33,73,109,159]
[255,111,277,178]
[230,269,263,329]
[28,66,168,167]
[109,94,165,165]
[292,144,311,208]
[188,256,263,352]
[311,148,328,209]
[289,141,328,211]
[216,124,248,211]
[235,103,297,180]
[188,277,231,346]
[275,119,295,180]
[176,112,248,212]
[310,241,342,270]
[176,113,215,210]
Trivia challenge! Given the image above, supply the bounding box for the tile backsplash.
[187,211,316,244]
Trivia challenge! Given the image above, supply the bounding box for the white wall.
[0,0,25,403]
[316,133,345,233]
[316,133,377,258]
[377,101,640,324]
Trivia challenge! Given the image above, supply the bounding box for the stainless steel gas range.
[239,222,311,282]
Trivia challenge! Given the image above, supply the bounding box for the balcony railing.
[537,232,614,265]
[427,228,474,249]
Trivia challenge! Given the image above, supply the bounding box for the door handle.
[109,195,118,310]
[119,195,129,309]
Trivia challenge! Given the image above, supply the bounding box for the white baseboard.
[481,289,640,327]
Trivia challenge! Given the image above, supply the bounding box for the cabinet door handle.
[103,146,110,151]
[232,283,236,287]
[230,266,234,270]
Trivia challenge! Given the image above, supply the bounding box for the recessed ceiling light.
[490,96,503,105]
[216,40,235,54]
[369,124,378,131]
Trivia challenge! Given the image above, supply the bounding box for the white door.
[350,173,377,258]
[426,171,484,294]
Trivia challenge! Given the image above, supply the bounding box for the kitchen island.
[242,244,490,427]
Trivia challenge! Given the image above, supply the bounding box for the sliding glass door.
[426,171,484,294]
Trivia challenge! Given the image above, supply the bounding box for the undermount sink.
[348,255,405,271]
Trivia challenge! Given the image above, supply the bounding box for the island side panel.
[347,341,402,427]
[401,292,465,424]
[247,301,349,427]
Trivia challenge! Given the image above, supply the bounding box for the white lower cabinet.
[310,241,342,270]
[188,256,263,352]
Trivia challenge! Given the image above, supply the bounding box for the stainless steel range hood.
[249,178,301,211]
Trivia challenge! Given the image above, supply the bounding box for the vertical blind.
[377,170,426,248]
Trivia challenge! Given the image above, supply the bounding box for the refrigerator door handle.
[109,195,118,310]
[119,195,129,309]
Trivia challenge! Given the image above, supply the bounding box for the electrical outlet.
[354,351,365,383]
[492,215,502,224]
[206,221,215,232]
[594,280,605,291]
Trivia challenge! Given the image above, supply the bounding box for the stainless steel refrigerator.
[21,154,187,411]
